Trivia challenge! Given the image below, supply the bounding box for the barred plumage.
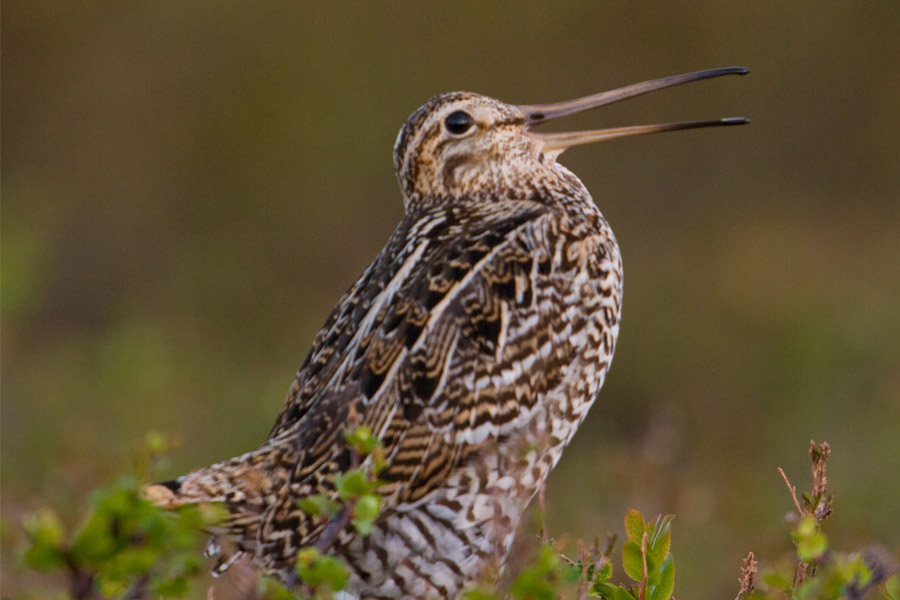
[146,68,748,599]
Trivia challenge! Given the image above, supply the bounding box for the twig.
[808,441,833,521]
[809,441,830,499]
[793,558,810,588]
[66,557,99,600]
[315,504,355,553]
[574,537,605,600]
[537,479,549,543]
[639,531,649,600]
[314,444,362,553]
[734,551,757,600]
[778,467,804,516]
[122,573,150,600]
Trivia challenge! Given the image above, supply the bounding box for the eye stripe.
[495,116,526,127]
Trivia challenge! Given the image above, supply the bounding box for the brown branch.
[734,551,757,600]
[537,479,549,544]
[809,441,830,499]
[639,531,649,600]
[808,441,833,522]
[65,554,101,600]
[778,467,804,517]
[793,558,810,588]
[122,573,150,600]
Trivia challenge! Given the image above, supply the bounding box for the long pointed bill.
[518,67,749,157]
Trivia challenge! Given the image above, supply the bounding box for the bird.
[145,67,748,599]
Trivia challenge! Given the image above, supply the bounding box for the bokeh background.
[3,3,899,598]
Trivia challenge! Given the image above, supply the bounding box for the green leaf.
[353,494,381,536]
[97,576,129,598]
[795,514,817,537]
[762,570,791,591]
[345,426,380,456]
[258,577,300,600]
[591,581,615,599]
[335,469,375,500]
[792,515,828,561]
[645,553,661,586]
[883,573,900,600]
[70,512,119,564]
[624,509,644,544]
[464,589,501,600]
[23,508,68,570]
[562,562,583,584]
[313,555,350,591]
[622,540,644,583]
[510,544,559,600]
[832,553,872,592]
[295,547,349,591]
[297,494,340,518]
[646,516,672,566]
[594,559,613,585]
[796,530,827,561]
[152,574,192,597]
[614,584,637,600]
[649,555,675,600]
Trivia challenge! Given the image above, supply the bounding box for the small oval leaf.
[624,509,645,544]
[622,540,644,582]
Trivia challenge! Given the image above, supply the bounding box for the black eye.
[444,111,474,135]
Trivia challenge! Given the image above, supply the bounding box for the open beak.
[518,67,749,158]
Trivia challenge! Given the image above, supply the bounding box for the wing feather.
[262,200,589,537]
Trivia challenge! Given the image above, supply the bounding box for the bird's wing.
[267,198,615,512]
[270,200,551,441]
[150,198,616,572]
[251,197,621,569]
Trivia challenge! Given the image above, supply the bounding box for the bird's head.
[393,67,749,211]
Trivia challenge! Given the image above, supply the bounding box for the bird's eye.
[444,111,474,135]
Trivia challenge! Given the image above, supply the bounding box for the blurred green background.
[3,2,899,598]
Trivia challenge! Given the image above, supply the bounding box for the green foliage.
[22,508,67,571]
[793,515,828,562]
[735,441,897,600]
[297,426,385,539]
[23,476,211,598]
[17,433,898,600]
[295,547,349,593]
[510,544,582,600]
[588,511,675,600]
[884,573,900,600]
[344,426,380,457]
[749,519,879,600]
[352,494,381,536]
[287,426,389,595]
[296,494,341,519]
[463,541,582,600]
[332,468,383,536]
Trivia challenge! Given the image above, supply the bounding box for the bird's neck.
[402,161,597,216]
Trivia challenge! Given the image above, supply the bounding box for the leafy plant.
[292,425,386,596]
[21,433,220,599]
[734,441,898,600]
[16,435,898,600]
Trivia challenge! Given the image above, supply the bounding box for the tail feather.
[144,444,295,574]
[142,411,342,578]
[143,442,293,519]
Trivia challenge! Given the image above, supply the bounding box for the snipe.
[146,67,748,599]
